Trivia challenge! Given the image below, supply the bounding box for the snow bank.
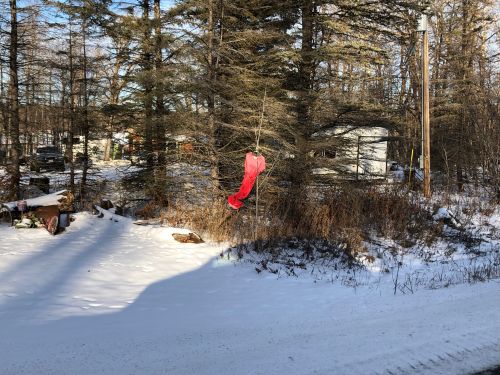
[0,213,498,374]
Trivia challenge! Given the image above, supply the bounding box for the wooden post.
[419,15,431,198]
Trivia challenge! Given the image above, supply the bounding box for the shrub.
[166,183,435,259]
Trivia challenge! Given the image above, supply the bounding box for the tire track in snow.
[381,339,500,375]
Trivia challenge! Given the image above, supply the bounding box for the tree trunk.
[81,19,90,200]
[103,132,112,161]
[154,0,166,168]
[67,24,75,193]
[8,0,21,199]
[292,0,315,190]
[297,0,314,132]
[142,0,154,169]
[207,0,220,190]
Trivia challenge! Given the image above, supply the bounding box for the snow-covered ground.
[16,160,143,188]
[0,212,499,375]
[1,161,499,373]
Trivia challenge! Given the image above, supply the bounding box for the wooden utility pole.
[418,14,431,198]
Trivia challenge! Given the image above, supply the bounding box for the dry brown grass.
[161,183,434,258]
[161,196,239,242]
[266,184,431,256]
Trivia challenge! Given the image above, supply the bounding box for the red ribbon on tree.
[228,152,266,210]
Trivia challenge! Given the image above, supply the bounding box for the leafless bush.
[251,183,434,257]
[165,183,435,265]
[392,252,500,294]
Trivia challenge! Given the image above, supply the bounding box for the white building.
[311,126,389,180]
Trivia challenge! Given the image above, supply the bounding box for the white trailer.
[312,126,389,180]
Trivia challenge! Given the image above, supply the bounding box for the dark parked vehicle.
[30,146,65,172]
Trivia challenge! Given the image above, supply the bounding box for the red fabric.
[228,152,266,209]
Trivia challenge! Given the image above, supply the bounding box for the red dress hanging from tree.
[228,152,266,210]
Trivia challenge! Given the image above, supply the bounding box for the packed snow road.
[0,213,498,375]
